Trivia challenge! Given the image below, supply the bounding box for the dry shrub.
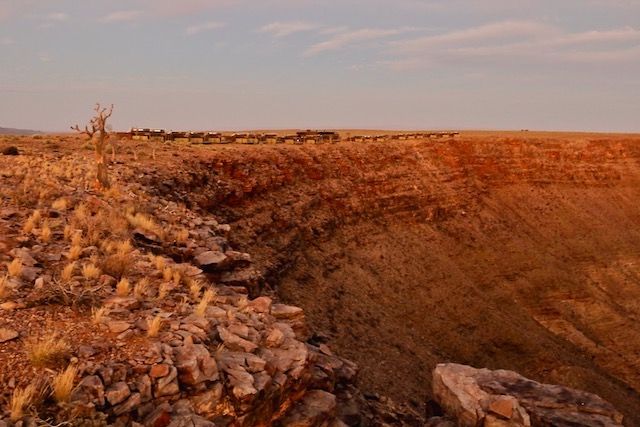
[0,274,8,298]
[127,212,160,234]
[10,385,36,421]
[41,223,52,242]
[91,306,109,325]
[115,239,133,255]
[7,259,23,278]
[175,228,189,243]
[68,245,82,261]
[146,315,163,337]
[51,365,78,403]
[116,278,130,296]
[23,216,36,233]
[195,289,217,317]
[189,280,203,301]
[70,231,83,246]
[157,283,170,300]
[162,267,173,282]
[52,198,68,210]
[26,336,69,367]
[60,262,75,283]
[134,277,149,298]
[81,263,101,280]
[98,254,131,280]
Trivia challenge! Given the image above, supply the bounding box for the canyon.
[146,131,640,425]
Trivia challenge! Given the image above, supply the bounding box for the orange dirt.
[140,131,640,425]
[3,131,640,425]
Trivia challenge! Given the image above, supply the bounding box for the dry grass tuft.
[127,212,160,234]
[116,278,130,296]
[115,239,133,255]
[162,267,173,282]
[98,254,131,280]
[10,384,37,421]
[74,203,89,219]
[41,222,52,242]
[23,216,36,233]
[146,314,163,337]
[151,254,166,271]
[0,274,8,298]
[60,262,75,283]
[63,225,73,241]
[52,198,68,210]
[81,263,101,280]
[195,289,217,317]
[7,258,24,278]
[134,277,149,298]
[175,228,190,243]
[26,336,69,367]
[172,269,182,285]
[68,245,82,261]
[189,280,203,301]
[157,282,170,300]
[91,306,110,325]
[70,231,83,247]
[51,365,78,403]
[32,209,42,224]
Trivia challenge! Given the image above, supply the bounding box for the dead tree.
[71,103,114,190]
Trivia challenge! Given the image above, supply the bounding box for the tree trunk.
[94,135,110,190]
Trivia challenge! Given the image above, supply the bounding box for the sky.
[1,0,639,133]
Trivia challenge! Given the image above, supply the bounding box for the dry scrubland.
[1,131,640,426]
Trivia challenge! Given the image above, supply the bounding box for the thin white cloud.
[385,21,640,68]
[38,51,53,62]
[260,21,320,38]
[47,12,68,21]
[101,10,143,23]
[1,36,14,46]
[304,27,418,56]
[185,21,225,35]
[392,21,556,54]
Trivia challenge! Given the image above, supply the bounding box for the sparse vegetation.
[26,336,69,367]
[116,277,130,296]
[9,384,36,421]
[134,277,149,298]
[61,262,76,283]
[68,245,83,261]
[71,103,114,190]
[195,288,217,317]
[91,306,109,325]
[146,314,163,337]
[81,263,101,280]
[7,258,24,278]
[0,274,8,298]
[51,364,78,403]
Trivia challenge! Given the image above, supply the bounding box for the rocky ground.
[1,132,639,426]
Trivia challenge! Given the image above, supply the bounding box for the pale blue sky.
[1,0,639,132]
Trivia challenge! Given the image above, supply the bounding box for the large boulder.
[432,363,624,427]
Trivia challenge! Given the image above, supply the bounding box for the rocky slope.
[2,132,640,426]
[141,132,640,426]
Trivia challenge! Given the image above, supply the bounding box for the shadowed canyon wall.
[146,134,640,425]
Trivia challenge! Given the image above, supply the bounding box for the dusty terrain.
[136,131,640,424]
[2,131,640,425]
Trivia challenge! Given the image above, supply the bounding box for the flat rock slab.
[433,363,624,427]
[0,327,19,343]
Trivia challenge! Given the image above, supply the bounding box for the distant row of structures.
[122,128,459,144]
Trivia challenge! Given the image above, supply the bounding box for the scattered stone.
[149,364,171,379]
[0,327,19,343]
[105,382,131,406]
[218,325,258,353]
[78,345,100,358]
[175,344,219,385]
[194,250,228,272]
[277,389,337,427]
[107,321,131,334]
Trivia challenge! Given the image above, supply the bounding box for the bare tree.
[71,103,114,190]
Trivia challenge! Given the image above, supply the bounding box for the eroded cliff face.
[147,133,640,425]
